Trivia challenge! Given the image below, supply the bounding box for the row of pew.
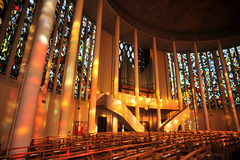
[0,130,239,159]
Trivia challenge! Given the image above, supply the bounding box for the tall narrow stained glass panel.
[74,16,87,99]
[47,0,67,92]
[0,0,24,74]
[56,1,74,94]
[10,0,38,79]
[0,0,9,27]
[81,20,93,101]
[41,0,61,86]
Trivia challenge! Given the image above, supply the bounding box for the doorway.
[98,116,107,132]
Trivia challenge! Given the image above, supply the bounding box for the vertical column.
[172,41,185,130]
[88,0,103,133]
[113,16,120,99]
[217,40,240,131]
[193,42,210,130]
[152,37,161,130]
[134,29,140,121]
[213,50,231,130]
[58,0,84,136]
[200,52,211,110]
[10,0,58,153]
[187,53,199,130]
[113,16,120,132]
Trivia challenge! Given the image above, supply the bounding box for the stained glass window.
[216,50,228,108]
[190,53,202,109]
[40,0,74,95]
[223,48,240,108]
[0,0,24,74]
[74,16,87,99]
[87,25,96,100]
[74,16,96,100]
[47,0,67,92]
[56,1,74,94]
[167,52,176,99]
[182,53,193,109]
[41,0,61,86]
[10,0,37,79]
[81,20,92,101]
[119,41,134,68]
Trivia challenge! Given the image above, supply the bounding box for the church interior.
[0,0,240,159]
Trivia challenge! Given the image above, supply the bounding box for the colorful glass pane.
[74,16,87,99]
[190,53,202,109]
[47,0,66,92]
[41,0,61,86]
[88,25,96,100]
[10,0,37,79]
[182,53,193,109]
[81,20,92,101]
[0,0,9,27]
[0,0,24,74]
[167,52,175,99]
[56,1,74,94]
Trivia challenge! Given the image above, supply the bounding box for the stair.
[97,93,145,132]
[160,107,190,132]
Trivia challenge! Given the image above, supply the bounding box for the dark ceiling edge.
[107,0,240,42]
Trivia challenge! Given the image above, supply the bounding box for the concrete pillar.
[217,40,240,131]
[213,49,231,130]
[134,29,140,121]
[172,41,185,130]
[152,37,161,130]
[187,53,199,130]
[58,0,84,136]
[193,42,210,130]
[113,16,120,132]
[10,0,58,153]
[88,0,103,133]
[113,16,120,99]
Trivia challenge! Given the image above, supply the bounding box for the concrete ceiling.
[83,0,240,52]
